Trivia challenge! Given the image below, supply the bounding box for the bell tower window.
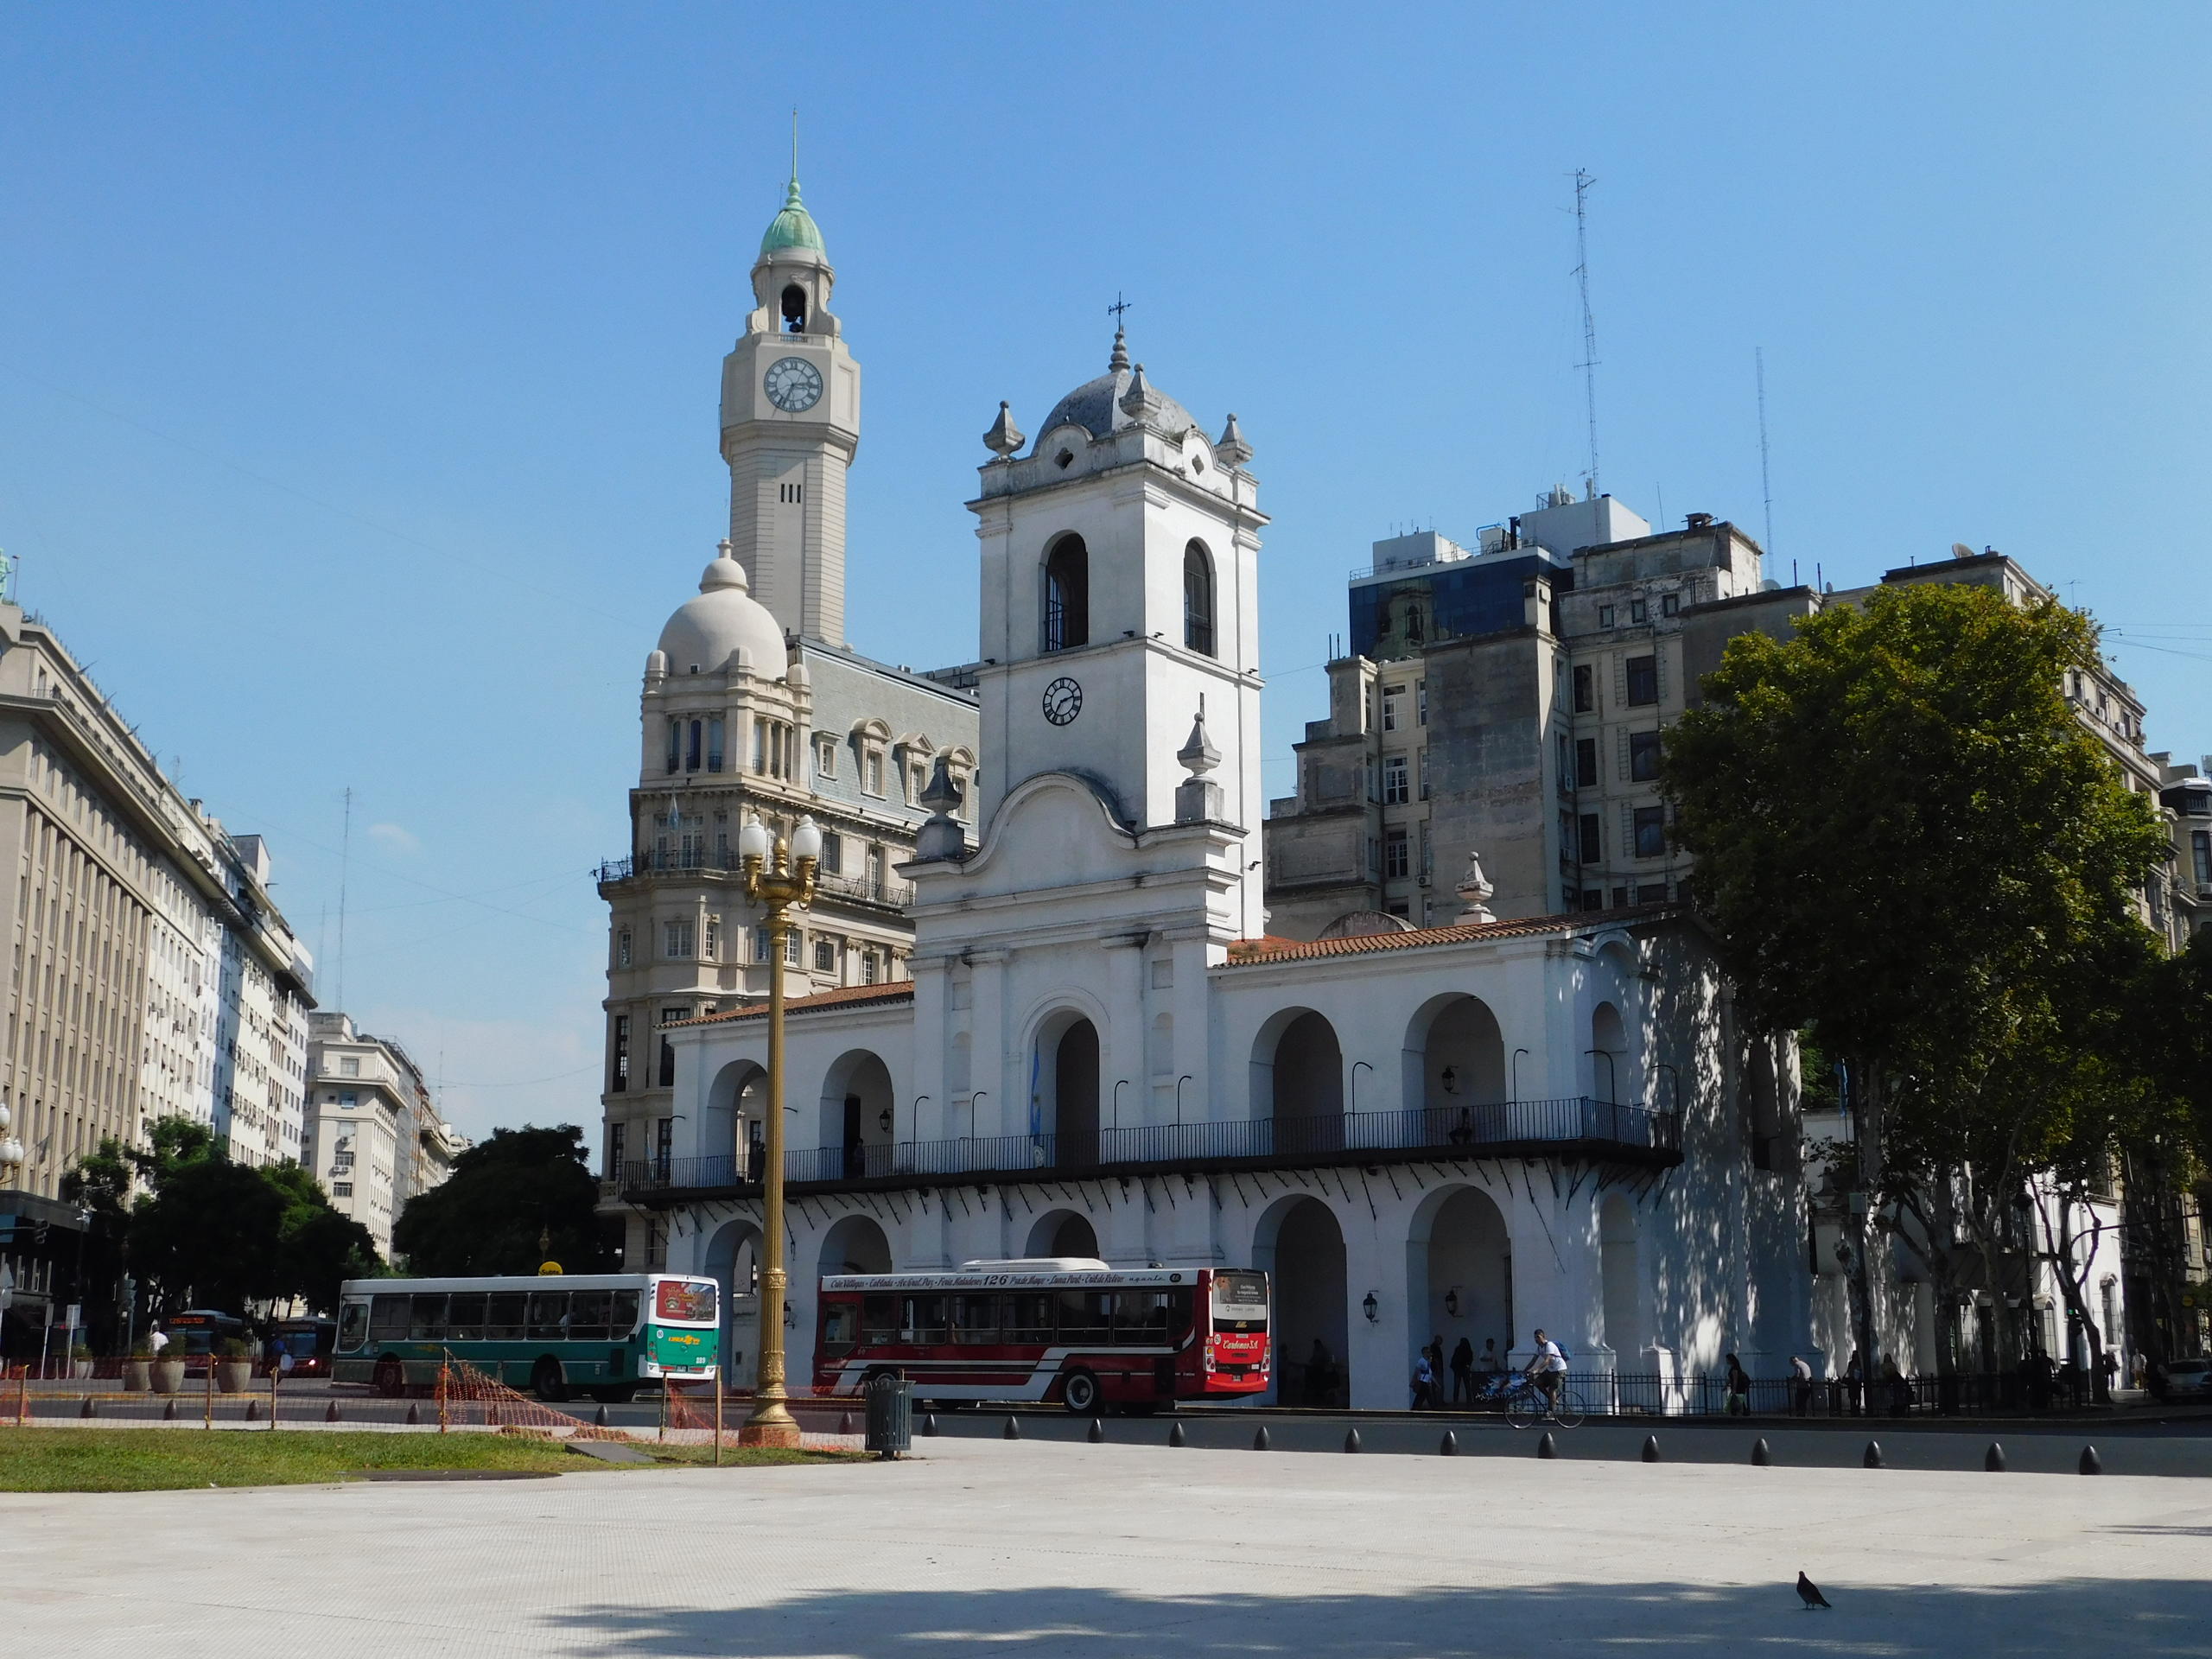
[1042,535,1090,653]
[1183,540,1216,657]
[781,284,807,334]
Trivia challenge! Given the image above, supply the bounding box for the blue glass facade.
[1347,552,1573,660]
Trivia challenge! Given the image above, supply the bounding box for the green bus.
[333,1273,720,1402]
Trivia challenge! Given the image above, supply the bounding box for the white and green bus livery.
[334,1273,720,1402]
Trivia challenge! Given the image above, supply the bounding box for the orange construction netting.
[434,1352,635,1440]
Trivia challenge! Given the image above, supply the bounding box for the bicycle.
[1500,1373,1586,1430]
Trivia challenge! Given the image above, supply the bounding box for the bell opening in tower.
[781,284,808,334]
[1042,535,1090,653]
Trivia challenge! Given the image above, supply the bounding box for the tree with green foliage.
[1664,582,2171,1385]
[391,1124,613,1276]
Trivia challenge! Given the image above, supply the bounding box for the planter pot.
[122,1361,151,1392]
[213,1360,251,1394]
[150,1360,186,1395]
[70,1359,93,1381]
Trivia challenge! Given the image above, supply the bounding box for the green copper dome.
[759,176,826,258]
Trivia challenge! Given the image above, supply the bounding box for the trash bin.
[864,1375,912,1459]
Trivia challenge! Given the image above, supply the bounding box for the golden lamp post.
[736,810,821,1447]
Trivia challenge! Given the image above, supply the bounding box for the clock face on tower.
[1042,677,1083,726]
[763,356,823,413]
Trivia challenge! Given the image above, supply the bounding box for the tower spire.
[791,106,799,190]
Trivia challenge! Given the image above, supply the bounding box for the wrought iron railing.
[596,849,913,907]
[611,1097,1676,1194]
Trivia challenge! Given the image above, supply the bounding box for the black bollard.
[1863,1440,1884,1468]
[1985,1441,2006,1472]
[1751,1437,1772,1466]
[1641,1433,1661,1463]
[1088,1417,1104,1444]
[245,1400,258,1422]
[79,1395,95,1419]
[594,1404,609,1427]
[163,1399,178,1421]
[1440,1430,1458,1457]
[326,1402,341,1424]
[1253,1426,1271,1451]
[839,1411,855,1435]
[2079,1445,2101,1476]
[1169,1421,1187,1448]
[1344,1427,1361,1453]
[1537,1431,1557,1459]
[1003,1414,1020,1440]
[405,1403,421,1427]
[923,1412,938,1436]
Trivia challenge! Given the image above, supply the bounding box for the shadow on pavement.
[544,1577,2212,1657]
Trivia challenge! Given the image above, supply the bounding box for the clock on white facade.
[1041,677,1083,726]
[764,356,823,413]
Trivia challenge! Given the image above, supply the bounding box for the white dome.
[657,551,787,676]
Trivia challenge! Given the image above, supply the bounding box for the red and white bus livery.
[814,1258,1270,1414]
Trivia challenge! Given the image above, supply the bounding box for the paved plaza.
[3,1432,2209,1656]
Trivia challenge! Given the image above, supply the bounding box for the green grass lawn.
[0,1427,853,1492]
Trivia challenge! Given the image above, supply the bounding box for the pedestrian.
[147,1323,168,1359]
[1725,1352,1751,1415]
[1883,1357,1910,1416]
[1479,1338,1503,1373]
[1411,1350,1436,1410]
[1426,1335,1446,1399]
[1845,1350,1865,1415]
[1450,1336,1475,1405]
[2099,1350,2119,1401]
[2132,1352,2148,1392]
[1789,1353,1812,1417]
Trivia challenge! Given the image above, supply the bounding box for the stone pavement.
[3,1433,2209,1656]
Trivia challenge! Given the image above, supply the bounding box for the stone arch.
[817,1213,893,1277]
[1253,1193,1348,1408]
[818,1049,895,1179]
[1042,532,1090,652]
[1249,1007,1344,1154]
[1599,1192,1642,1362]
[1590,1001,1627,1103]
[1024,1210,1100,1261]
[1407,1184,1513,1394]
[702,1217,762,1389]
[1031,1006,1101,1168]
[706,1059,767,1181]
[1402,993,1508,1128]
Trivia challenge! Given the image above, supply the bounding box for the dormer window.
[780,284,807,334]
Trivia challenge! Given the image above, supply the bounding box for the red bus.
[814,1257,1269,1414]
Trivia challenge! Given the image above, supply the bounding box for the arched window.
[1042,535,1090,653]
[1183,541,1216,657]
[780,284,807,334]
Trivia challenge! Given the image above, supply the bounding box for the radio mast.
[1573,168,1600,497]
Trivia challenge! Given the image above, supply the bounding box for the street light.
[1363,1291,1379,1323]
[736,812,820,1449]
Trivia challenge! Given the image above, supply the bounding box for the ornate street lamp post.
[736,811,821,1448]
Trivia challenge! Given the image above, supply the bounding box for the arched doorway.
[706,1061,766,1182]
[1404,995,1508,1145]
[702,1219,762,1390]
[1590,1002,1626,1103]
[1255,1196,1348,1408]
[1600,1192,1641,1363]
[1256,1010,1344,1154]
[820,1050,894,1180]
[1025,1210,1099,1261]
[817,1213,893,1277]
[1410,1185,1513,1397]
[1034,1012,1100,1168]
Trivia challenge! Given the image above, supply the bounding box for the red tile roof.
[1223,906,1674,967]
[670,983,917,1027]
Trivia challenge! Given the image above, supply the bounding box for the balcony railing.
[610,1097,1676,1197]
[596,849,914,908]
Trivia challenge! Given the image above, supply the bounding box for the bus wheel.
[373,1358,405,1399]
[1062,1370,1102,1415]
[532,1358,569,1403]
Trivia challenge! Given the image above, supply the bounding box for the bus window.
[1116,1290,1169,1344]
[337,1302,370,1353]
[409,1294,448,1341]
[1056,1289,1111,1344]
[953,1294,1000,1344]
[369,1295,410,1343]
[861,1295,899,1343]
[529,1292,571,1341]
[610,1290,640,1335]
[1007,1293,1054,1342]
[446,1293,487,1342]
[901,1296,949,1344]
[486,1292,528,1340]
[569,1290,613,1342]
[821,1301,859,1356]
[655,1281,716,1323]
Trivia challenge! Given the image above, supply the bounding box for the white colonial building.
[622,320,1815,1409]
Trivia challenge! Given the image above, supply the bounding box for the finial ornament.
[1454,851,1497,925]
[983,400,1026,459]
[1217,412,1253,467]
[1119,361,1163,421]
[1177,701,1220,777]
[1109,327,1131,372]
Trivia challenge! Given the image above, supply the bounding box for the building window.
[611,1015,630,1093]
[1599,605,1615,629]
[707,717,725,772]
[816,734,837,776]
[820,832,843,874]
[1418,753,1431,800]
[1042,534,1090,652]
[1661,592,1680,617]
[753,925,771,963]
[865,753,884,796]
[1183,541,1216,657]
[333,1149,354,1171]
[1630,730,1662,782]
[813,937,840,974]
[784,929,802,967]
[1573,737,1599,789]
[332,1181,353,1198]
[909,763,928,803]
[1383,828,1410,880]
[703,918,720,961]
[2193,830,2210,888]
[1625,655,1658,706]
[654,1116,674,1171]
[860,949,880,986]
[664,718,680,775]
[1578,813,1602,864]
[616,929,632,968]
[1382,687,1403,732]
[338,1092,358,1108]
[608,1120,626,1175]
[1382,755,1409,804]
[1635,882,1669,904]
[1630,597,1648,624]
[664,919,694,959]
[1633,805,1667,858]
[657,1037,676,1089]
[339,1058,360,1077]
[1573,664,1594,713]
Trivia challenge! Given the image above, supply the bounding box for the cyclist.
[1526,1328,1567,1413]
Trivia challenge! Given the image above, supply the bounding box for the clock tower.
[719,171,861,646]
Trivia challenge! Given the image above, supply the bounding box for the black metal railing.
[1420,1368,2115,1420]
[611,1097,1676,1194]
[596,849,914,906]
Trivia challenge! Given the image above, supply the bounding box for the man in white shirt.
[1527,1328,1566,1409]
[148,1324,168,1358]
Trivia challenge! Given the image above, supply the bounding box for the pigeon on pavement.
[1797,1572,1832,1610]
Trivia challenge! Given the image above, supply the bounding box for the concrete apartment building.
[0,599,313,1346]
[597,171,977,1253]
[302,1011,465,1260]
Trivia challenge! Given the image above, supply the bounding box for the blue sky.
[2,4,2205,1142]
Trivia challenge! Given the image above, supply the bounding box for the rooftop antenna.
[336,786,352,1011]
[791,106,798,182]
[1573,168,1601,497]
[1756,347,1776,556]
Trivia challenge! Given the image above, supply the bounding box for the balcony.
[610,1096,1679,1202]
[596,849,914,909]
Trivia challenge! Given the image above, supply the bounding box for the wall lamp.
[1363,1291,1380,1323]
